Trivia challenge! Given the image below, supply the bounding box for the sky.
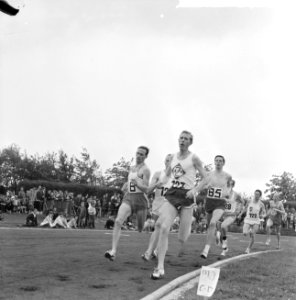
[1,0,296,195]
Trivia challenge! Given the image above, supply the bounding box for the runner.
[241,189,266,254]
[141,154,172,261]
[199,155,232,259]
[265,192,285,249]
[104,146,151,261]
[150,130,206,279]
[216,179,243,256]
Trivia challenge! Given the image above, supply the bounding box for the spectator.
[143,215,155,233]
[105,216,115,229]
[40,210,54,227]
[88,200,96,228]
[77,202,86,228]
[50,213,68,228]
[67,215,78,229]
[24,208,38,227]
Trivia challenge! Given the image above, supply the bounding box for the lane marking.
[140,249,281,300]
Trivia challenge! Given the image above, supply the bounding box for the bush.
[18,179,121,197]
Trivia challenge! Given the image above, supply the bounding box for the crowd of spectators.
[1,187,296,234]
[0,186,123,229]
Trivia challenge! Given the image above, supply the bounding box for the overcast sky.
[1,0,296,195]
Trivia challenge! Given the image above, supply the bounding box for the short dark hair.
[255,189,262,197]
[215,155,225,163]
[138,146,149,156]
[230,179,235,187]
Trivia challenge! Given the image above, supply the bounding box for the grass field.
[1,213,296,300]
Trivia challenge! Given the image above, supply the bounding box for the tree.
[56,150,75,182]
[265,172,296,201]
[0,144,24,189]
[74,148,103,185]
[104,157,133,189]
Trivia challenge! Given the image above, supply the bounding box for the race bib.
[160,187,169,196]
[207,187,222,199]
[225,201,233,212]
[249,213,258,219]
[171,180,185,189]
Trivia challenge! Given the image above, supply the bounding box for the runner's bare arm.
[144,171,161,194]
[133,167,151,193]
[192,154,207,179]
[260,203,267,218]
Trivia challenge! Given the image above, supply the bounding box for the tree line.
[1,144,296,201]
[0,144,131,191]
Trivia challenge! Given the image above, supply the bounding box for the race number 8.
[208,188,222,199]
[130,182,136,192]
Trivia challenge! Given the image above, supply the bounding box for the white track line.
[140,249,281,300]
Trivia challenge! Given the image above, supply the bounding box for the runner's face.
[178,133,191,150]
[164,154,172,168]
[254,191,261,200]
[214,157,224,169]
[136,148,147,164]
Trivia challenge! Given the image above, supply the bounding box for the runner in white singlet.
[141,154,172,261]
[150,130,206,280]
[194,155,232,259]
[216,179,243,256]
[242,189,266,254]
[105,146,151,261]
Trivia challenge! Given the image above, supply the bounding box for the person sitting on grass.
[24,207,38,227]
[105,216,115,230]
[50,213,68,229]
[40,210,54,227]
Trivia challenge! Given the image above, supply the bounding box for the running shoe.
[200,250,208,259]
[245,248,250,254]
[141,252,150,261]
[151,250,158,259]
[150,268,165,280]
[265,239,271,246]
[221,248,229,256]
[104,250,116,261]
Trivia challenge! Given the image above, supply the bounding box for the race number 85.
[207,188,222,199]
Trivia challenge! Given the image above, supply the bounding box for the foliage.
[0,144,24,189]
[104,157,133,188]
[0,145,103,190]
[265,172,296,201]
[18,179,120,198]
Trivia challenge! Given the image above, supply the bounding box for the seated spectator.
[66,215,78,229]
[52,207,59,222]
[143,216,155,233]
[40,210,54,227]
[50,213,68,229]
[24,208,38,227]
[105,216,114,229]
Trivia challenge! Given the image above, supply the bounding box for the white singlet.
[170,153,196,190]
[244,199,264,225]
[128,171,144,194]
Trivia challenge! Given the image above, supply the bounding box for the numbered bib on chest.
[225,201,235,213]
[171,180,186,189]
[207,187,223,199]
